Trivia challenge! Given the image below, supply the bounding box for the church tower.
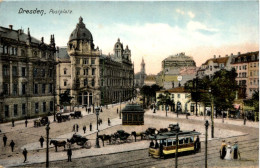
[140,57,146,86]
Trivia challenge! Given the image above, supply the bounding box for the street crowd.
[220,140,241,160]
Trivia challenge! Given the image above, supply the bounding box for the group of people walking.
[220,140,240,160]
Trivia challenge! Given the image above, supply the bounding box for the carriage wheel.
[84,141,91,149]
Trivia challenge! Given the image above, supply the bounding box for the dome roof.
[69,17,93,42]
[114,38,123,49]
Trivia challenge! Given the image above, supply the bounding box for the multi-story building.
[134,57,146,88]
[156,87,205,115]
[197,54,233,78]
[156,52,197,89]
[56,17,134,107]
[231,51,259,99]
[0,25,56,121]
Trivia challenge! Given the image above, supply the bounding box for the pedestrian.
[67,147,72,162]
[76,124,79,132]
[153,108,156,113]
[244,116,247,125]
[25,119,28,127]
[220,140,227,159]
[100,119,102,124]
[117,108,118,114]
[98,119,101,126]
[83,125,86,134]
[224,141,232,160]
[10,140,15,152]
[100,106,103,112]
[73,124,75,132]
[90,123,92,131]
[195,135,200,152]
[3,134,7,147]
[149,140,154,148]
[108,118,111,126]
[23,148,28,163]
[39,136,44,148]
[12,119,15,127]
[232,141,241,160]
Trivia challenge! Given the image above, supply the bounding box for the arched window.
[91,79,95,87]
[64,68,67,75]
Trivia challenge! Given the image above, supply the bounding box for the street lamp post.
[45,123,50,168]
[175,123,180,168]
[119,92,122,119]
[95,107,100,148]
[209,88,214,138]
[166,105,168,117]
[205,120,209,168]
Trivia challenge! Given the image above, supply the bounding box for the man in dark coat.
[39,136,44,148]
[10,140,15,152]
[117,108,118,114]
[108,118,111,126]
[76,124,79,132]
[195,135,200,152]
[12,119,15,127]
[23,148,28,163]
[25,119,28,127]
[220,140,227,159]
[3,134,7,147]
[149,140,154,148]
[83,125,86,134]
[67,147,72,162]
[90,123,92,131]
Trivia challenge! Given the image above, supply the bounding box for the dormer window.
[71,33,73,37]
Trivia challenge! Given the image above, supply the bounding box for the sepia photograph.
[0,0,259,167]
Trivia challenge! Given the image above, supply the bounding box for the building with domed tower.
[56,17,134,107]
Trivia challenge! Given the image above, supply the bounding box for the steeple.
[27,28,31,43]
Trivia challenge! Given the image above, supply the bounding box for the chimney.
[214,55,216,59]
[231,53,233,56]
[238,52,240,55]
[219,55,221,58]
[9,25,13,30]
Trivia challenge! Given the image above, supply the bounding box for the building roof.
[57,47,70,59]
[202,57,229,66]
[145,75,156,81]
[122,104,144,113]
[69,17,93,42]
[0,26,43,44]
[157,87,190,93]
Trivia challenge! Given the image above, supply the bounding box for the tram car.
[149,129,201,158]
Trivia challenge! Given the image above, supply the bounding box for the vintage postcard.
[0,1,259,168]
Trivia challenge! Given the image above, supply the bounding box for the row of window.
[4,101,53,117]
[76,58,96,65]
[235,65,247,71]
[34,83,53,94]
[76,68,95,76]
[249,70,259,77]
[33,68,53,78]
[249,79,259,86]
[1,46,53,59]
[75,78,95,87]
[238,72,247,78]
[3,65,26,77]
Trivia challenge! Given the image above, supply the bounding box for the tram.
[148,128,201,158]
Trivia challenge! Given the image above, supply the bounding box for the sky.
[0,1,259,74]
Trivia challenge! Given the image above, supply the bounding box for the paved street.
[0,106,258,168]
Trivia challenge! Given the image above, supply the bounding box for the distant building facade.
[197,54,233,78]
[156,52,197,89]
[57,17,134,107]
[156,87,205,115]
[134,57,146,88]
[0,25,56,121]
[230,51,259,99]
[144,75,156,86]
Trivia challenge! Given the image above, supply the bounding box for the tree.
[150,84,162,103]
[184,69,239,117]
[252,90,259,112]
[140,85,151,108]
[157,91,173,116]
[59,89,73,107]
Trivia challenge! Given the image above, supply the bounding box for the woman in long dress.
[225,142,232,160]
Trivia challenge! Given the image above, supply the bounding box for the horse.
[98,134,112,146]
[50,140,66,152]
[131,131,145,142]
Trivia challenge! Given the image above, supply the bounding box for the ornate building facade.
[57,17,134,107]
[0,25,56,121]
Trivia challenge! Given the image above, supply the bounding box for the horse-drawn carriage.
[56,113,70,123]
[111,130,131,144]
[70,111,83,119]
[67,134,91,148]
[34,116,49,127]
